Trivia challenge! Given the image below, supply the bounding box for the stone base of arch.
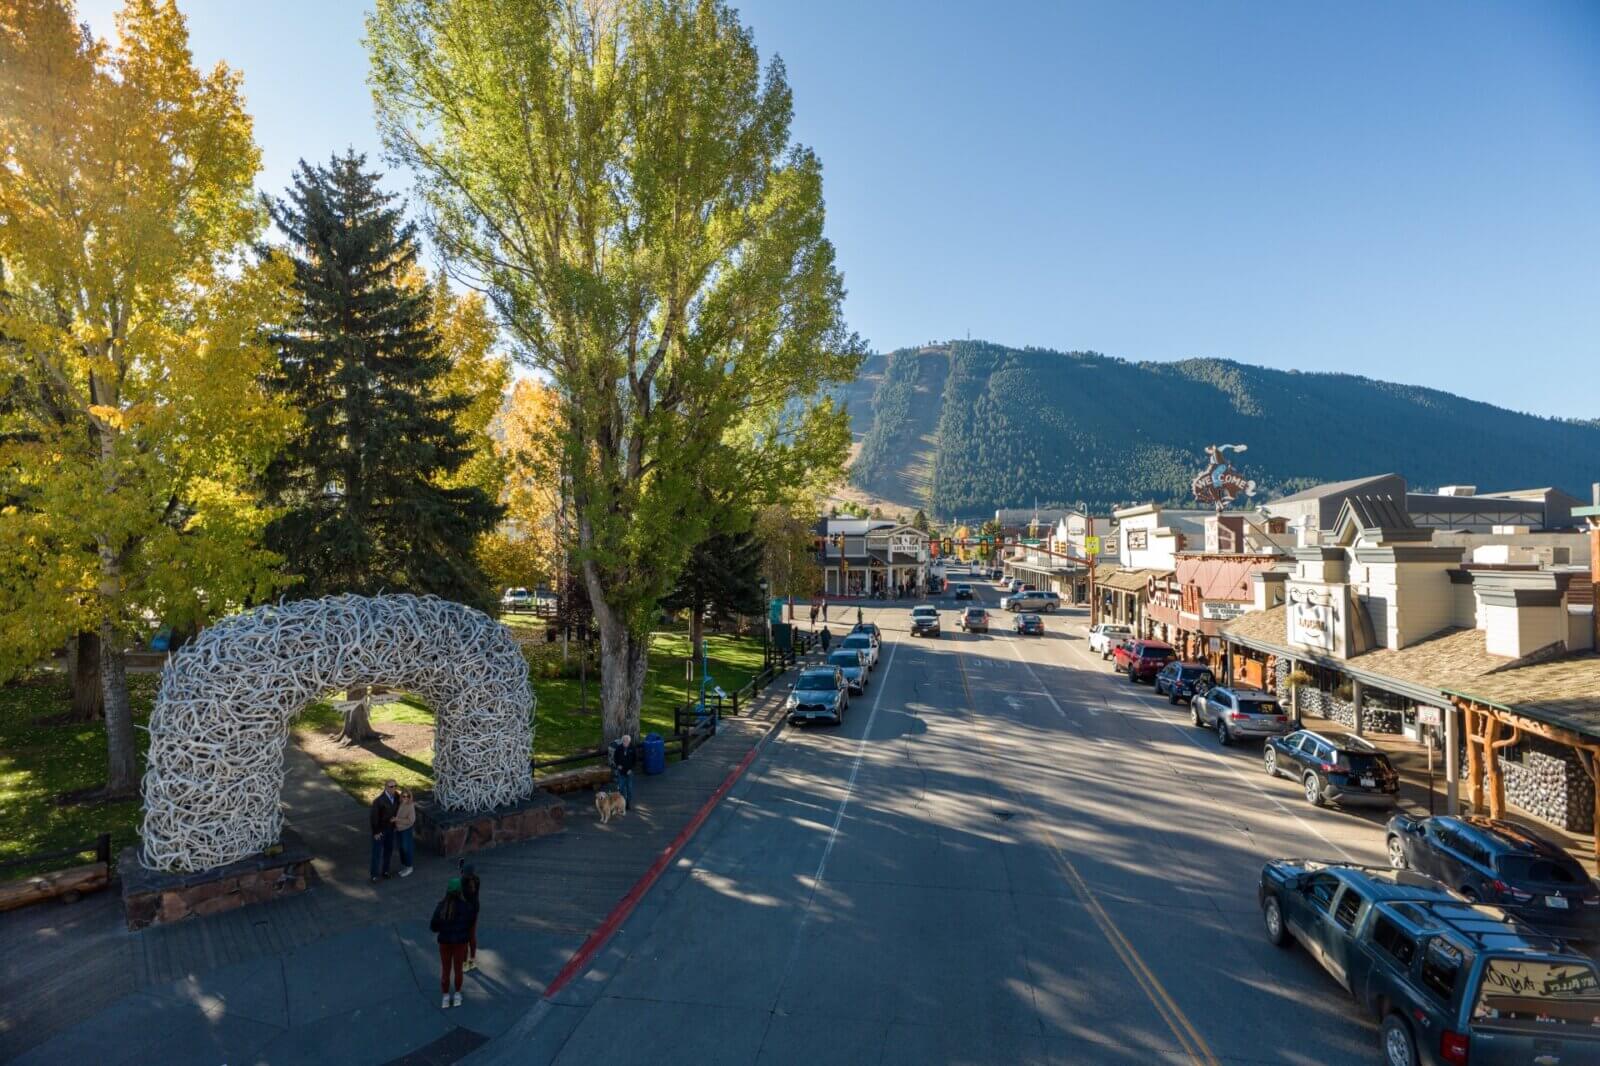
[416,790,566,858]
[119,830,316,931]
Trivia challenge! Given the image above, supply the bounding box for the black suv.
[1264,729,1399,809]
[952,583,973,600]
[1387,815,1600,938]
[1259,859,1600,1066]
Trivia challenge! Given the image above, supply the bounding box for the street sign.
[1417,706,1443,728]
[1085,535,1101,557]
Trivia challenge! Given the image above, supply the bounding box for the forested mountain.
[848,341,1600,520]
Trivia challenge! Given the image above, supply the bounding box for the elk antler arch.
[140,594,535,872]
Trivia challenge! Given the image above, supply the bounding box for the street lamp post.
[758,577,771,670]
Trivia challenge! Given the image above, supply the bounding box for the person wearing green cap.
[429,876,478,1008]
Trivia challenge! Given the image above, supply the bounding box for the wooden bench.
[536,766,614,795]
[0,860,110,913]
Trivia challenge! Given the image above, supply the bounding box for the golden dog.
[595,790,626,823]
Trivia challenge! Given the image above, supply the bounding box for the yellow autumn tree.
[483,377,563,591]
[0,0,290,795]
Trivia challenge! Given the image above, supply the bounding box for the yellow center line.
[956,642,1221,1066]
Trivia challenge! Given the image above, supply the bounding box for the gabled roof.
[1333,494,1431,544]
[1268,474,1401,506]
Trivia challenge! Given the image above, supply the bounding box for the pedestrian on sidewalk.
[809,602,818,627]
[369,779,399,883]
[460,862,482,971]
[820,596,828,622]
[608,733,637,811]
[856,605,864,626]
[430,877,477,1008]
[393,788,416,878]
[819,625,832,653]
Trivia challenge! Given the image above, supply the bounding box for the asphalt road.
[528,575,1402,1065]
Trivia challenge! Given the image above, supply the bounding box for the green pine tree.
[661,530,766,661]
[262,152,503,611]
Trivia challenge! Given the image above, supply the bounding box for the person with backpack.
[460,862,482,971]
[430,877,478,1008]
[608,733,637,811]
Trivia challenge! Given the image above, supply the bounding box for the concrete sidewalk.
[0,670,804,1066]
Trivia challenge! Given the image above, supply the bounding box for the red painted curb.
[542,732,769,999]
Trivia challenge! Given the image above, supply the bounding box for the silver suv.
[1189,686,1292,745]
[1004,590,1059,613]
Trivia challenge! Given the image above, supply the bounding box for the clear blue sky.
[77,1,1600,418]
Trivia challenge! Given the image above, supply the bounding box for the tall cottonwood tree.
[0,0,292,795]
[369,0,861,741]
[262,153,503,613]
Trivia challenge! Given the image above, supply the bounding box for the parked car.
[531,587,559,610]
[1386,815,1600,938]
[1003,590,1060,613]
[1190,686,1293,745]
[1003,577,1023,593]
[910,605,941,638]
[500,587,533,610]
[850,621,882,641]
[1264,729,1400,808]
[1014,613,1044,636]
[1153,661,1214,704]
[1258,859,1600,1066]
[840,632,878,669]
[825,649,869,694]
[1087,623,1134,659]
[953,583,974,600]
[786,667,848,725]
[959,607,989,633]
[1112,639,1175,683]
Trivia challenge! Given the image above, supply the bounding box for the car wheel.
[1386,835,1407,870]
[1216,719,1231,746]
[1190,703,1203,728]
[1126,667,1137,684]
[1262,894,1288,947]
[1380,1014,1418,1066]
[1303,773,1325,807]
[1263,747,1278,777]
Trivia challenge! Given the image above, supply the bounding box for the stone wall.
[1498,737,1596,834]
[416,791,565,857]
[120,829,314,931]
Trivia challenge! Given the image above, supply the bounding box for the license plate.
[1546,895,1569,909]
[1360,777,1376,788]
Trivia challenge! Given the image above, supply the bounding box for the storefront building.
[815,519,929,597]
[1222,492,1600,863]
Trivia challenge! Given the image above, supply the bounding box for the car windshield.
[1237,698,1283,715]
[965,609,985,618]
[796,673,837,691]
[827,652,859,669]
[1020,614,1040,622]
[1139,647,1171,659]
[1494,856,1585,885]
[1179,668,1210,680]
[955,585,970,591]
[842,636,870,648]
[1472,958,1600,1028]
[912,607,937,617]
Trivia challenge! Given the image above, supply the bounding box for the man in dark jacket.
[609,734,638,811]
[369,779,399,883]
[430,877,478,1008]
[819,625,832,653]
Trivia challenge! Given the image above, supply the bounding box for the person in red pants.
[429,877,478,1008]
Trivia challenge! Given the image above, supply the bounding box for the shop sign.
[1084,535,1101,557]
[1126,529,1148,551]
[890,533,922,555]
[1288,586,1343,655]
[1417,706,1443,728]
[1201,601,1247,621]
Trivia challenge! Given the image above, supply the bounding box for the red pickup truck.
[1112,639,1176,683]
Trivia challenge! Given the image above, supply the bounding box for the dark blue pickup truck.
[1259,859,1600,1066]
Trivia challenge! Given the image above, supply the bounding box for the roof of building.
[1268,474,1402,506]
[1101,567,1167,593]
[1339,494,1416,533]
[1223,606,1600,741]
[995,507,1071,528]
[819,518,898,535]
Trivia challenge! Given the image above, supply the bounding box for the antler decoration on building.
[140,594,535,873]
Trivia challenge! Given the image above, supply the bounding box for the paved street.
[491,581,1403,1065]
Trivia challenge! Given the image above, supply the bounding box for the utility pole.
[1087,515,1099,627]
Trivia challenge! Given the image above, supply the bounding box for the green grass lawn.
[290,631,769,800]
[0,673,155,878]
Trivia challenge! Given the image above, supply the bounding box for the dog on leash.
[595,790,627,823]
